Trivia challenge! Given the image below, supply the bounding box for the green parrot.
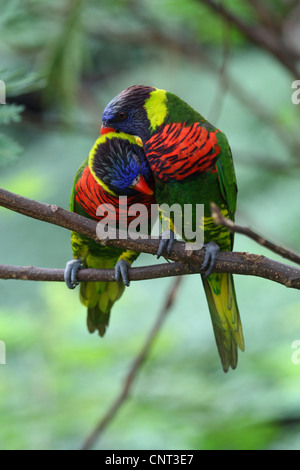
[64,131,156,336]
[100,85,244,372]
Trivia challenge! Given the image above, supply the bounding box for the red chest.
[74,166,156,226]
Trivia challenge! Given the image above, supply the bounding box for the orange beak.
[101,124,116,135]
[132,175,154,196]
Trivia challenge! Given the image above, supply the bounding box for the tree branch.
[0,187,300,289]
[211,203,300,266]
[0,263,198,282]
[199,0,299,77]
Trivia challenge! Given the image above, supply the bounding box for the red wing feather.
[145,122,220,182]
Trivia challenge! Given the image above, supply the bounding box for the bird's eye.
[117,112,127,121]
[129,175,140,188]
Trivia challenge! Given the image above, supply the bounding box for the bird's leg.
[115,260,131,287]
[201,242,220,277]
[157,229,175,259]
[64,259,84,289]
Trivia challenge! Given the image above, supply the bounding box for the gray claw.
[201,242,220,277]
[64,259,83,289]
[157,230,175,259]
[115,260,131,286]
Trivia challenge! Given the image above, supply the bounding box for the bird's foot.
[201,242,220,277]
[115,260,131,287]
[157,229,175,259]
[64,259,83,289]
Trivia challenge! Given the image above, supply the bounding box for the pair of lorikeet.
[64,85,244,372]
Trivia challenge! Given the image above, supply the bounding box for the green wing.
[203,130,244,372]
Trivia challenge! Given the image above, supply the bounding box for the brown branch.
[0,187,300,289]
[211,203,300,266]
[80,276,183,450]
[0,263,198,282]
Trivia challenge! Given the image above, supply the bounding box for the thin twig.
[208,17,231,123]
[211,203,300,266]
[80,276,183,450]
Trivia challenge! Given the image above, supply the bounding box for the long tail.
[202,272,244,372]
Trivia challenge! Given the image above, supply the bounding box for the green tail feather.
[202,272,244,372]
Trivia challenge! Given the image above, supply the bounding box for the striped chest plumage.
[143,121,231,250]
[74,166,156,227]
[144,122,221,183]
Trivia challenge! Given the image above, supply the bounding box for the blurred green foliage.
[0,0,300,451]
[0,103,23,167]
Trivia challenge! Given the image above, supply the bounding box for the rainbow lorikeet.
[101,85,244,372]
[64,131,156,336]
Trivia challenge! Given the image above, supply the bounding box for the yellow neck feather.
[144,89,168,132]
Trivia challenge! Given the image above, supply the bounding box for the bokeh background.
[0,0,300,450]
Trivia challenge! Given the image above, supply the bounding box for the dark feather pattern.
[108,85,155,111]
[144,122,221,182]
[91,137,154,196]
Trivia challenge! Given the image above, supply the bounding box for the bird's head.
[89,132,154,197]
[101,85,168,142]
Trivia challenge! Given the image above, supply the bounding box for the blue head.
[89,133,154,197]
[101,85,157,142]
